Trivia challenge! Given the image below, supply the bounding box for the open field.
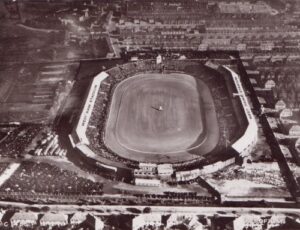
[104,73,219,163]
[0,63,78,123]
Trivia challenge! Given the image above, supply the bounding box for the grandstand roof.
[139,163,157,168]
[157,164,173,171]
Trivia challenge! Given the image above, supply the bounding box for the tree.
[41,206,50,212]
[143,207,151,213]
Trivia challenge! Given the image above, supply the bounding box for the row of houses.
[245,59,300,188]
[132,214,205,230]
[132,213,289,230]
[7,212,104,229]
[115,2,300,53]
[0,210,294,230]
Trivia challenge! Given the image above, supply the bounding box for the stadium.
[69,58,258,182]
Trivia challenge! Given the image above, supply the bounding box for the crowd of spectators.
[0,161,103,196]
[0,125,43,157]
[208,82,238,148]
[125,51,232,61]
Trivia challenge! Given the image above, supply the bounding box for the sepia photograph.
[0,0,300,229]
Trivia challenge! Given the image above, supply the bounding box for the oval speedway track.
[104,72,220,163]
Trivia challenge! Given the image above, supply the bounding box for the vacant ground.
[104,73,219,163]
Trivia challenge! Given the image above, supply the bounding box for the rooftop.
[11,212,38,221]
[40,213,68,222]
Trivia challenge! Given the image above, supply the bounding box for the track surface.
[104,73,219,163]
